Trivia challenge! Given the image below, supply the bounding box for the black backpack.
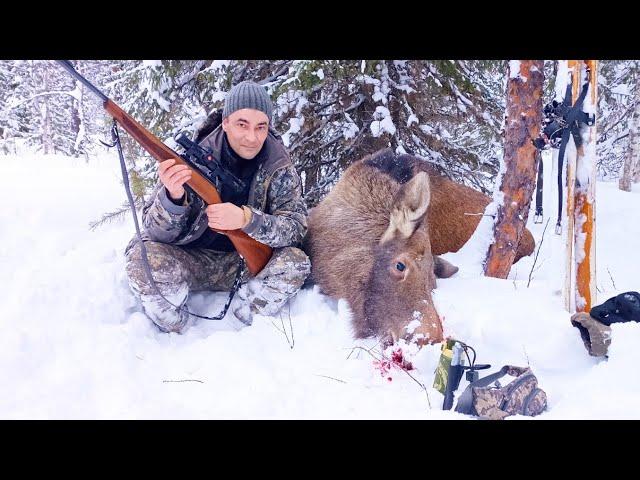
[590,291,640,326]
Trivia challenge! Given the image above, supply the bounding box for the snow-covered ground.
[1,151,638,419]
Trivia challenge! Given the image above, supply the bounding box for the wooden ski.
[574,60,597,313]
[562,60,597,312]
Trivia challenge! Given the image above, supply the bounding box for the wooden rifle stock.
[55,60,272,275]
[103,100,272,276]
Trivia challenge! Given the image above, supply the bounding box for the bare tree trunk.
[484,60,544,279]
[633,154,640,183]
[37,61,54,154]
[620,72,640,191]
[70,77,84,157]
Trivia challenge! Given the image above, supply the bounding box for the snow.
[407,114,419,127]
[281,117,304,148]
[508,60,527,83]
[1,151,639,419]
[342,121,359,140]
[555,61,571,102]
[611,84,629,96]
[370,106,396,137]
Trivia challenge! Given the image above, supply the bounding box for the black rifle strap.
[111,120,244,321]
[554,71,593,233]
[556,127,571,232]
[454,366,510,415]
[534,149,543,222]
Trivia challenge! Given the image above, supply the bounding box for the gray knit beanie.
[222,81,273,120]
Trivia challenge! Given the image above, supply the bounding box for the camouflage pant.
[124,240,311,333]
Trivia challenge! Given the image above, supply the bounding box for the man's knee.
[259,246,311,285]
[125,240,187,296]
[232,247,312,323]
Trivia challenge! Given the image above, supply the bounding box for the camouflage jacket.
[128,125,307,252]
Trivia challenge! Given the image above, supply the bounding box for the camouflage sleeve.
[241,165,308,248]
[141,182,196,244]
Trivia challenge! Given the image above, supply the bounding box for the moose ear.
[434,256,459,278]
[380,172,430,244]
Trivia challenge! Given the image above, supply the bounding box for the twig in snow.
[607,267,617,290]
[287,304,294,349]
[527,218,550,288]
[162,379,204,384]
[522,345,530,367]
[270,318,290,346]
[314,374,347,384]
[347,345,382,362]
[532,260,545,274]
[396,363,432,409]
[270,304,294,349]
[347,345,431,409]
[346,339,383,360]
[270,320,286,335]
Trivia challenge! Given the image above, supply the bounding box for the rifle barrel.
[55,60,273,276]
[56,60,109,103]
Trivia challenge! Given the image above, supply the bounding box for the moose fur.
[303,149,535,345]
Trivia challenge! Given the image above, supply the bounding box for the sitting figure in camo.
[125,81,310,333]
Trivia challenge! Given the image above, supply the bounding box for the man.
[124,81,310,333]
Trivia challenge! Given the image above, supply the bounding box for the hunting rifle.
[56,60,272,276]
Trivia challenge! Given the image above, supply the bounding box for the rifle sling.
[111,120,244,321]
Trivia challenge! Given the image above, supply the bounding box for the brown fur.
[304,149,535,344]
[422,165,535,261]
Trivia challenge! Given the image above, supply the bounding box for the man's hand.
[206,203,250,231]
[159,159,192,200]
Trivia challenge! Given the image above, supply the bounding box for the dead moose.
[303,149,534,345]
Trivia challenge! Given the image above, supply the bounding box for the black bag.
[590,291,640,326]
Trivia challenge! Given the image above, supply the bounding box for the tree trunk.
[484,60,544,278]
[633,154,640,183]
[619,72,640,191]
[70,77,83,157]
[37,61,54,155]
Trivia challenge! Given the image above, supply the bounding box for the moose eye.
[396,262,406,272]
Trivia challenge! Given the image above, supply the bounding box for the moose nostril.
[396,262,406,272]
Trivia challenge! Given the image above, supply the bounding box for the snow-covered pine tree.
[0,60,113,157]
[0,60,42,153]
[0,60,30,153]
[88,60,509,209]
[271,60,507,206]
[598,60,640,183]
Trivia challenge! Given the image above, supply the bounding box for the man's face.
[222,108,270,160]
